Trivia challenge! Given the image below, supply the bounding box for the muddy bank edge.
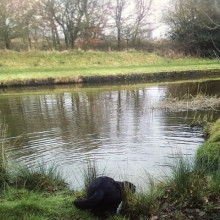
[0,69,220,88]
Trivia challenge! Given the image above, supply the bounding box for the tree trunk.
[117,28,121,50]
[5,40,10,49]
[5,34,11,50]
[63,31,69,49]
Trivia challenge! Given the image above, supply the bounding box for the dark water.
[0,80,220,188]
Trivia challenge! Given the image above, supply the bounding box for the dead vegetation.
[154,93,220,112]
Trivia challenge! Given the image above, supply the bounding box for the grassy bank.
[0,51,220,87]
[1,118,220,219]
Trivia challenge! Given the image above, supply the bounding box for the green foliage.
[196,142,220,172]
[164,156,205,206]
[196,118,220,172]
[206,171,220,195]
[166,0,220,56]
[203,123,213,139]
[208,118,220,143]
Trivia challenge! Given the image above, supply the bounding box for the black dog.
[74,176,135,216]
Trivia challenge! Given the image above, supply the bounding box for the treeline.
[0,0,154,51]
[166,0,220,57]
[0,0,220,57]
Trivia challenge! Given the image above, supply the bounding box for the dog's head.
[117,181,136,193]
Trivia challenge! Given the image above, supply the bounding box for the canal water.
[0,80,219,189]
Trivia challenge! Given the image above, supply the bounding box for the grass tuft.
[15,163,67,191]
[121,175,164,219]
[164,155,205,207]
[81,160,99,191]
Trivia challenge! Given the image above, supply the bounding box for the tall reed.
[0,123,8,190]
[82,160,99,191]
[15,162,67,191]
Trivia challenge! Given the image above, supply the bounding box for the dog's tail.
[74,190,104,209]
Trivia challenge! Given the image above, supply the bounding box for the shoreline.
[0,101,220,219]
[0,69,220,88]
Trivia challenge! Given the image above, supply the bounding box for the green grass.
[196,118,220,172]
[0,188,100,220]
[120,175,164,219]
[0,50,219,82]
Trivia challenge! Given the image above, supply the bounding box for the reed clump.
[82,160,99,191]
[0,123,10,191]
[15,163,67,191]
[158,93,220,111]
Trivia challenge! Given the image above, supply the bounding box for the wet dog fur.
[74,176,135,216]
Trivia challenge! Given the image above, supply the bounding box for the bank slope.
[0,51,220,87]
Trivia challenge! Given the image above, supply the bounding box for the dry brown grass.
[153,94,220,111]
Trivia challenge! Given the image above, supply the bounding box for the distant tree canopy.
[165,0,220,56]
[1,0,220,57]
[0,0,154,51]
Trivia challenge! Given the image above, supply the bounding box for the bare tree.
[15,0,38,50]
[0,0,19,49]
[39,0,60,49]
[114,0,127,50]
[131,0,153,47]
[79,0,110,49]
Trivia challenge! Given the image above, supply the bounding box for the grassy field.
[0,51,219,84]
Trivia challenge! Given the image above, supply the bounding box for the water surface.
[0,80,219,188]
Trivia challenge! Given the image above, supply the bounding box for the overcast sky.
[151,0,170,38]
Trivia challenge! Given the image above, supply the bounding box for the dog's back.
[74,176,135,216]
[74,176,122,215]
